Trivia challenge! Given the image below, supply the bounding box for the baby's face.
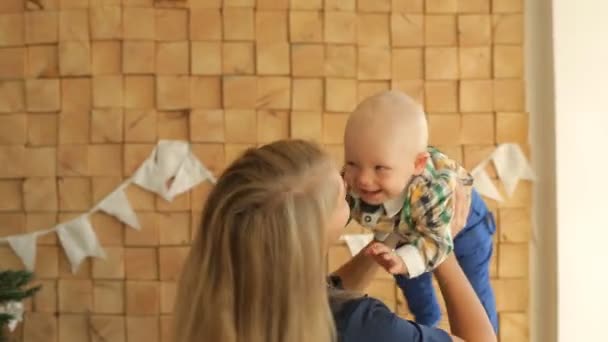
[343,136,415,205]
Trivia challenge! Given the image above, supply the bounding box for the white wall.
[531,0,608,341]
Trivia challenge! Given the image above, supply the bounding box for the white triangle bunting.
[491,143,535,197]
[472,167,503,202]
[57,216,106,274]
[98,188,141,230]
[7,234,38,271]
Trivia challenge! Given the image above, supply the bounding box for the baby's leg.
[454,212,498,332]
[395,272,442,327]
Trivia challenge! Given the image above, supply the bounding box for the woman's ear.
[413,152,429,175]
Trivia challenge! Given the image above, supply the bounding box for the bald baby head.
[345,90,428,155]
[342,90,429,204]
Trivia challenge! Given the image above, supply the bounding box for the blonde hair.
[174,139,339,342]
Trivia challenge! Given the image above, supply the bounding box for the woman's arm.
[435,254,497,342]
[330,241,380,292]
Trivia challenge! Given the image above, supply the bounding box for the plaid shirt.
[347,147,473,277]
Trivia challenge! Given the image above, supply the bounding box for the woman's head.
[174,139,349,342]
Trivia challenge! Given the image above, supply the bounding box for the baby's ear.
[413,152,429,175]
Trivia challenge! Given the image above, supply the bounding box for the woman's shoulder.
[332,296,452,342]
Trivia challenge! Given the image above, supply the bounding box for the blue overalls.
[394,189,499,332]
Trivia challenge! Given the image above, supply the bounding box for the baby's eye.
[375,165,390,171]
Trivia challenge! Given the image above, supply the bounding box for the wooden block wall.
[0,0,529,341]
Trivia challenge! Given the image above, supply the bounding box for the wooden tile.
[190,109,224,142]
[289,11,323,43]
[90,316,126,342]
[225,143,254,165]
[93,75,124,108]
[124,182,156,211]
[493,79,524,111]
[424,81,458,112]
[493,278,528,311]
[91,212,125,246]
[493,14,523,44]
[90,6,122,39]
[499,208,531,242]
[157,110,189,140]
[93,280,124,314]
[499,313,529,342]
[0,113,26,144]
[0,180,22,211]
[257,110,289,143]
[91,109,124,143]
[0,245,24,269]
[126,316,159,342]
[88,42,119,75]
[463,144,497,177]
[123,41,155,74]
[33,246,59,279]
[222,76,257,109]
[358,46,391,80]
[392,48,423,80]
[257,0,289,9]
[459,46,491,79]
[389,81,424,104]
[291,44,324,77]
[461,113,494,144]
[61,78,91,112]
[425,47,458,80]
[126,281,160,314]
[224,110,257,143]
[33,280,57,312]
[24,147,56,177]
[325,78,357,112]
[23,313,57,342]
[458,14,491,46]
[57,144,88,177]
[26,79,60,112]
[325,0,355,11]
[257,42,290,75]
[190,76,222,109]
[92,247,125,279]
[493,0,522,13]
[290,111,322,142]
[425,15,457,46]
[157,41,189,75]
[57,239,92,279]
[191,143,225,175]
[0,47,26,79]
[291,0,322,9]
[428,114,461,145]
[493,45,524,78]
[125,247,158,280]
[23,177,58,211]
[156,75,190,110]
[27,45,59,78]
[223,8,254,41]
[58,279,93,313]
[426,0,457,13]
[357,13,390,46]
[158,212,190,245]
[0,0,24,13]
[292,78,323,111]
[323,113,349,144]
[256,76,290,109]
[457,0,490,12]
[124,76,155,109]
[123,7,155,40]
[58,177,92,211]
[58,40,91,76]
[0,145,24,178]
[160,282,177,314]
[59,9,88,41]
[190,9,221,40]
[191,182,213,212]
[89,144,122,177]
[58,112,89,144]
[459,80,493,112]
[220,42,253,75]
[0,80,25,112]
[358,81,390,102]
[155,8,188,41]
[496,112,528,144]
[325,11,356,44]
[498,243,528,278]
[25,11,58,44]
[358,0,390,12]
[255,10,287,42]
[392,0,423,12]
[189,0,221,8]
[123,144,155,176]
[159,246,189,281]
[156,190,191,212]
[124,109,157,143]
[125,212,159,246]
[0,13,24,47]
[325,45,356,77]
[27,114,57,146]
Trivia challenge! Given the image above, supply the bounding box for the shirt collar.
[383,190,407,217]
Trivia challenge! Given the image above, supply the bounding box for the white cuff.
[395,245,426,278]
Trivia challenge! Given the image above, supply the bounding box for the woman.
[174,139,496,342]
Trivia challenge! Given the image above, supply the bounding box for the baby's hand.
[365,242,408,275]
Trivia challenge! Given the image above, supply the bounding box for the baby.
[342,90,498,331]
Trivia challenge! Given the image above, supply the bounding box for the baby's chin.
[357,190,389,204]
